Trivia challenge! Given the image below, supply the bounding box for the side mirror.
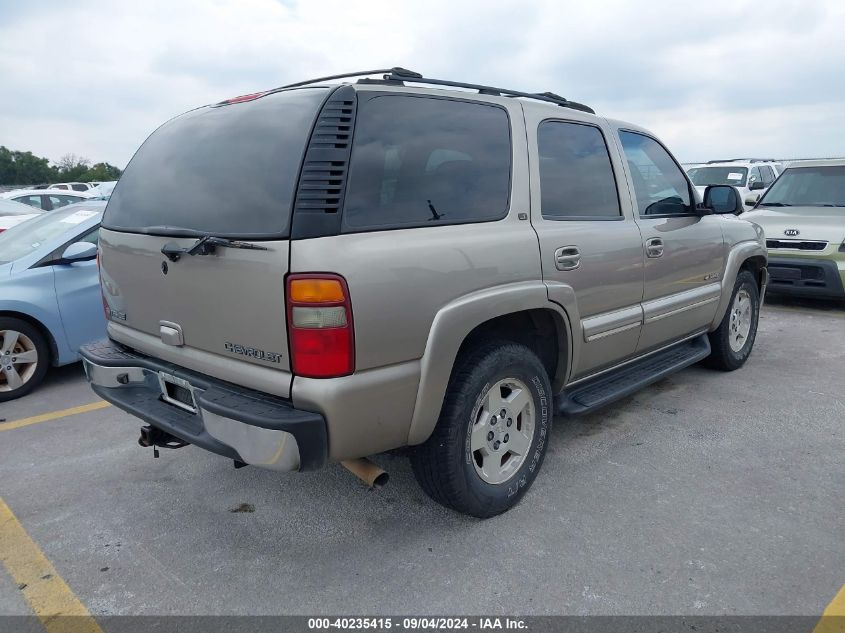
[704,185,743,215]
[749,180,766,191]
[744,193,761,207]
[59,242,97,263]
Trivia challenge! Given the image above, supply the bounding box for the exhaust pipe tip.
[371,471,389,489]
[341,458,389,489]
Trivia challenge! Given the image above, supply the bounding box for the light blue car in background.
[0,201,107,401]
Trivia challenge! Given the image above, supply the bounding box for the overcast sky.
[1,0,843,168]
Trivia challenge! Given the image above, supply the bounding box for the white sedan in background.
[1,188,95,210]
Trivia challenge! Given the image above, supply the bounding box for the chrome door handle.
[554,246,581,271]
[645,238,664,258]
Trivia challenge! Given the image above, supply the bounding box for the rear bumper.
[80,339,327,471]
[766,257,845,298]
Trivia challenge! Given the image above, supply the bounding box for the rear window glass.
[104,87,328,238]
[342,95,511,230]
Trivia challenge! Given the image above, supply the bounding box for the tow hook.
[138,425,189,458]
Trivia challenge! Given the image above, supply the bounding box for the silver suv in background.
[687,159,782,210]
[82,69,767,517]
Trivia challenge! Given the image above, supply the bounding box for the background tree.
[81,162,122,182]
[0,146,55,185]
[0,147,122,187]
[54,153,92,182]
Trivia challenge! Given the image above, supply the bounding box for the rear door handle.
[645,238,664,258]
[554,246,581,271]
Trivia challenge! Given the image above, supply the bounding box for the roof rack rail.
[385,69,595,114]
[271,67,595,114]
[276,67,422,90]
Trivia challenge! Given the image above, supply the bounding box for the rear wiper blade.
[161,235,269,262]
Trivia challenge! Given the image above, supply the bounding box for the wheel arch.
[0,310,59,366]
[740,255,767,290]
[709,241,768,331]
[406,282,571,446]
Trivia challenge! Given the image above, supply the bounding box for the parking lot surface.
[1,298,843,618]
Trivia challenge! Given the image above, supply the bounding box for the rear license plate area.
[158,372,197,414]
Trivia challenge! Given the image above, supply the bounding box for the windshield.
[103,87,329,238]
[759,166,845,208]
[687,166,748,187]
[0,204,101,264]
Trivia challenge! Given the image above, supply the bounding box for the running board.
[556,335,711,416]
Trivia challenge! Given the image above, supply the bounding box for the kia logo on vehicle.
[784,229,800,236]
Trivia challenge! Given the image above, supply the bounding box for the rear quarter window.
[342,95,512,231]
[14,195,45,209]
[104,87,329,238]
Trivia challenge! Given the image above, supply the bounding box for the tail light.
[97,249,109,320]
[286,274,354,378]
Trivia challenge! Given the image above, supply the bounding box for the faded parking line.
[814,583,845,633]
[0,401,111,432]
[0,497,103,633]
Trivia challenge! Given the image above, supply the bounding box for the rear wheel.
[706,270,760,371]
[0,317,50,402]
[410,341,552,518]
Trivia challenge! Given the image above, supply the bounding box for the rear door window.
[104,87,329,238]
[51,195,82,209]
[538,121,621,219]
[342,95,511,231]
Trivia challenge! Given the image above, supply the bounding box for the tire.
[0,317,50,402]
[705,270,760,371]
[410,341,552,518]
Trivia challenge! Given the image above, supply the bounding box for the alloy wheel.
[470,377,535,485]
[0,330,39,393]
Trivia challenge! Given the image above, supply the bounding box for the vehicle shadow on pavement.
[765,293,845,313]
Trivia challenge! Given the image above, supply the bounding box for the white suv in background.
[687,159,783,210]
[49,182,98,192]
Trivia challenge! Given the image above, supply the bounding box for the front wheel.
[706,269,760,371]
[0,317,50,402]
[410,341,552,518]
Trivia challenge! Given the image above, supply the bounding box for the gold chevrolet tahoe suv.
[81,69,768,517]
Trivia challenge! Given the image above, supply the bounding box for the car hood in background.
[743,206,845,242]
